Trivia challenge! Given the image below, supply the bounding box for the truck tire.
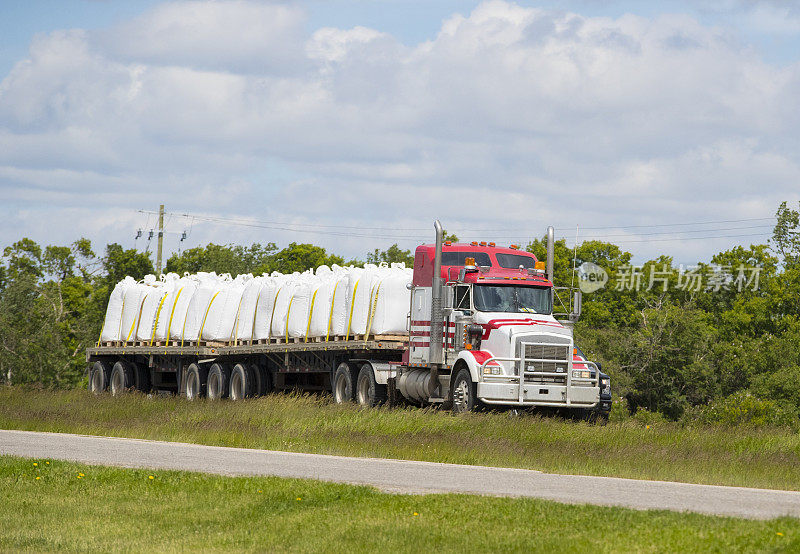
[356,363,387,407]
[230,363,256,401]
[110,360,134,396]
[207,362,230,401]
[89,361,111,394]
[185,363,207,400]
[133,363,151,393]
[450,367,478,413]
[252,364,271,396]
[333,362,356,404]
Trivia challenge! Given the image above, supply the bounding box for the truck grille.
[520,340,570,384]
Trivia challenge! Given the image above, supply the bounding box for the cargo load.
[98,264,412,344]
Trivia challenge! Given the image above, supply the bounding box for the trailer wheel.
[207,362,230,400]
[89,361,111,394]
[356,363,387,407]
[230,363,256,401]
[185,363,207,400]
[333,362,356,404]
[110,361,134,396]
[252,364,271,396]
[451,367,477,413]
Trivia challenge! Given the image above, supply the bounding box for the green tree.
[366,244,414,266]
[263,243,344,274]
[166,243,277,277]
[772,201,800,267]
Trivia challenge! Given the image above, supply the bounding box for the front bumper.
[478,381,600,407]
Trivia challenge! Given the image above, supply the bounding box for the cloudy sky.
[1,0,799,265]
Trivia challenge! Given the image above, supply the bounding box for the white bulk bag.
[136,285,168,342]
[201,275,250,342]
[369,270,412,334]
[347,265,380,336]
[99,276,135,342]
[234,277,266,342]
[164,278,199,340]
[307,277,337,337]
[252,278,283,340]
[328,271,351,337]
[119,281,150,343]
[270,280,299,338]
[181,274,226,342]
[287,279,317,338]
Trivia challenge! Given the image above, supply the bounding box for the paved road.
[2,429,799,520]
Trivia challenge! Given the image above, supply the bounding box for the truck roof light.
[510,244,519,250]
[445,241,452,246]
[488,242,495,247]
[470,241,478,246]
[479,241,487,247]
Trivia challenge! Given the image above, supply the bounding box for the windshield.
[495,253,537,269]
[473,285,552,314]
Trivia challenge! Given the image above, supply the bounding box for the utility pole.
[156,204,164,278]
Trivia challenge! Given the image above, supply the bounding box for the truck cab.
[399,225,611,417]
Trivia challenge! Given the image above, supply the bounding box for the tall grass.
[2,456,798,552]
[1,387,799,490]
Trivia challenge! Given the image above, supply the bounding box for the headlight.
[600,378,611,394]
[483,365,502,375]
[571,370,592,379]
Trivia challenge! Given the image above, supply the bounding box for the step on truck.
[86,222,612,417]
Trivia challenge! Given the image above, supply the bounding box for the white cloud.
[0,0,799,263]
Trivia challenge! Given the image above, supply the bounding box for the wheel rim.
[186,372,197,400]
[334,373,347,403]
[231,372,243,401]
[357,375,370,406]
[90,369,103,394]
[453,378,470,412]
[208,373,219,399]
[111,369,123,396]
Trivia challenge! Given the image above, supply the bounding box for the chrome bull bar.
[478,355,600,407]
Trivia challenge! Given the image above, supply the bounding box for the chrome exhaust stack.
[428,220,444,395]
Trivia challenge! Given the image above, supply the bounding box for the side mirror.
[570,290,582,322]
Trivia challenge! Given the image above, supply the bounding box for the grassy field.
[2,455,798,553]
[1,388,800,491]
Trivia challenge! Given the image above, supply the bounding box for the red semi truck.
[87,222,612,417]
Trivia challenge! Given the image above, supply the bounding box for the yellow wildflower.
[148,475,154,480]
[33,462,38,467]
[35,476,40,480]
[296,497,302,501]
[777,532,784,537]
[413,512,419,516]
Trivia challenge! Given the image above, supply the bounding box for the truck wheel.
[110,361,134,396]
[252,364,272,396]
[207,362,230,400]
[133,363,151,393]
[356,363,387,407]
[451,367,477,413]
[89,361,111,394]
[230,363,256,401]
[185,363,207,400]
[333,362,356,404]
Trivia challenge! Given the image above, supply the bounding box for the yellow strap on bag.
[197,291,221,342]
[125,295,146,343]
[345,279,360,340]
[167,287,183,345]
[231,293,245,346]
[249,289,262,345]
[285,295,295,342]
[306,288,319,342]
[149,292,168,346]
[364,280,382,341]
[326,281,340,342]
[267,287,283,341]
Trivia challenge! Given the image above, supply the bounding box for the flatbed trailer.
[86,335,408,401]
